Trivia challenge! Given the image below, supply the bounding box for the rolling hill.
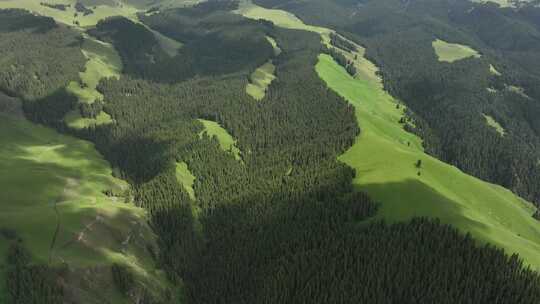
[2,0,540,303]
[0,104,170,303]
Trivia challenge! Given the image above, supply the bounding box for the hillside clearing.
[65,35,120,128]
[507,84,531,99]
[432,39,481,62]
[471,0,533,7]
[175,162,196,200]
[245,36,281,100]
[490,64,502,76]
[226,0,540,270]
[65,109,114,129]
[146,25,183,56]
[235,1,331,43]
[266,36,281,56]
[0,0,139,27]
[247,61,276,100]
[68,36,122,104]
[316,53,540,270]
[198,119,241,161]
[483,114,506,136]
[237,2,379,87]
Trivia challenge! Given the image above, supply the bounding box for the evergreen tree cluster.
[322,45,357,76]
[5,242,64,304]
[91,5,273,83]
[0,10,85,101]
[330,32,357,52]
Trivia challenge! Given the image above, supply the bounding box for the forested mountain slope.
[2,1,540,303]
[253,0,540,207]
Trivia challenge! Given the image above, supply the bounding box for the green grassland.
[246,61,276,100]
[134,13,184,57]
[432,39,481,62]
[266,35,281,56]
[65,35,120,128]
[490,64,502,76]
[147,26,183,56]
[483,114,506,136]
[316,53,540,270]
[68,36,122,104]
[472,0,534,7]
[0,0,139,27]
[236,2,379,87]
[198,119,241,160]
[0,113,165,302]
[235,1,331,43]
[246,36,281,100]
[507,84,532,99]
[131,0,201,9]
[65,109,114,129]
[175,162,196,200]
[205,0,540,271]
[331,34,383,88]
[0,0,186,58]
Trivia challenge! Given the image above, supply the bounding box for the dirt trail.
[48,198,61,264]
[59,215,104,250]
[48,177,80,263]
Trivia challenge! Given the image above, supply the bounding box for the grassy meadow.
[198,119,242,161]
[246,36,281,100]
[490,64,502,76]
[483,114,506,136]
[235,6,540,269]
[145,25,183,57]
[471,0,533,7]
[175,162,196,200]
[266,36,281,56]
[0,0,139,27]
[68,36,122,104]
[65,35,121,128]
[246,61,276,100]
[65,109,114,129]
[432,39,481,62]
[316,53,540,270]
[235,1,331,43]
[0,113,164,303]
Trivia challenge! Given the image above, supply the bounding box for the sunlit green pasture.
[432,39,481,62]
[0,113,162,303]
[0,0,139,27]
[198,119,241,160]
[316,54,540,270]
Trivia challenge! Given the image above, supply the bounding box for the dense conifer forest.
[0,10,85,100]
[2,2,540,303]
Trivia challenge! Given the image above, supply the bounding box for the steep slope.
[0,111,167,303]
[3,2,540,303]
[317,54,540,269]
[256,0,540,206]
[0,11,172,303]
[0,0,139,27]
[238,1,540,270]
